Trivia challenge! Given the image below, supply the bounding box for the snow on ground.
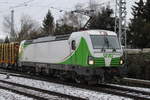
[0,74,132,100]
[0,89,33,100]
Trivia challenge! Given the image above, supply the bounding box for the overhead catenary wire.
[9,0,36,9]
[0,2,17,5]
[0,0,114,16]
[0,0,36,14]
[0,0,133,25]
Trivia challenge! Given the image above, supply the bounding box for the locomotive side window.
[71,40,76,50]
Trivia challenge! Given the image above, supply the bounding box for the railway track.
[0,79,86,100]
[0,69,150,100]
[95,84,150,100]
[69,82,150,100]
[121,77,150,87]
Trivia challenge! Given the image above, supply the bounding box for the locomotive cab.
[69,30,124,82]
[89,33,123,67]
[69,30,123,67]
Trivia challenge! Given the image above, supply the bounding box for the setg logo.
[103,54,113,58]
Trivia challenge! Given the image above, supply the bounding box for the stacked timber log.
[0,43,19,65]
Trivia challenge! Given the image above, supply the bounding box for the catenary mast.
[115,0,127,46]
[115,0,127,63]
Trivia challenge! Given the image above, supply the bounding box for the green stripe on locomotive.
[61,37,91,66]
[61,37,122,67]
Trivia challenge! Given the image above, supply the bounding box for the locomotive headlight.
[120,60,123,65]
[89,60,94,65]
[88,56,94,65]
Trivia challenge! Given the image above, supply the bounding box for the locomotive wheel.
[74,75,86,84]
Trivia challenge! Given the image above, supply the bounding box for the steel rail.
[0,79,86,100]
[0,69,150,100]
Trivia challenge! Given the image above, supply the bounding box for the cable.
[0,1,17,4]
[0,0,36,15]
[9,0,36,9]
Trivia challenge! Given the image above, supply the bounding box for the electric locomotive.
[18,30,124,83]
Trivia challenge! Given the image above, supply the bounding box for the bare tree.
[2,15,12,36]
[58,4,88,29]
[3,15,17,41]
[17,15,40,41]
[61,12,81,28]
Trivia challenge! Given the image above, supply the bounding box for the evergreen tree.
[4,36,9,43]
[127,0,146,48]
[88,7,115,31]
[141,23,150,47]
[144,0,150,22]
[132,0,144,19]
[42,10,54,36]
[55,24,77,35]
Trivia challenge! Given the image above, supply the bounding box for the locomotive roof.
[24,30,116,44]
[24,34,71,44]
[78,30,117,36]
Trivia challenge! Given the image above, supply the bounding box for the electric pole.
[89,0,96,11]
[10,10,15,40]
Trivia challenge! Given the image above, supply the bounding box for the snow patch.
[0,74,133,100]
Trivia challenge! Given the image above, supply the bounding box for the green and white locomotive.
[18,30,124,83]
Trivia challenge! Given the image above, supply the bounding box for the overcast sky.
[0,0,138,39]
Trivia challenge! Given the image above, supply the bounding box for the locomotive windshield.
[90,35,121,49]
